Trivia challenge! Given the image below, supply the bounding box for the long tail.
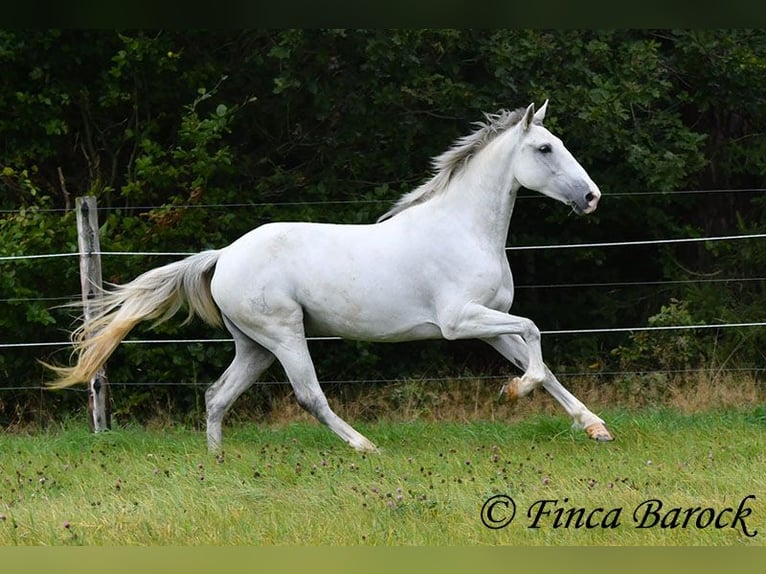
[44,250,222,389]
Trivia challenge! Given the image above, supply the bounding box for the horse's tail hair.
[44,250,222,389]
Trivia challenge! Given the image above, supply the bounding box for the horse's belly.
[300,293,442,342]
[305,313,442,342]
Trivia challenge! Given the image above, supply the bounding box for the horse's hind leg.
[272,337,378,452]
[220,297,377,452]
[484,335,613,441]
[205,318,275,452]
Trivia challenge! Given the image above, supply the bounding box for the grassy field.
[1,405,764,546]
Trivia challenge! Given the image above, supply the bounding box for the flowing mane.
[377,107,527,222]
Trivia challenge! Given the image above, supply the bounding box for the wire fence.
[2,190,765,393]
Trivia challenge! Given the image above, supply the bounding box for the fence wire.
[2,320,766,351]
[4,366,765,393]
[1,186,764,215]
[3,231,766,262]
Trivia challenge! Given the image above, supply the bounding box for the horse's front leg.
[440,303,548,393]
[484,334,613,441]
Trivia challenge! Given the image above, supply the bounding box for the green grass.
[1,408,764,546]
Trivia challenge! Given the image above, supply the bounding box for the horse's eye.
[538,144,552,154]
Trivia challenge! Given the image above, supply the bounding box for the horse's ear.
[522,102,536,131]
[533,99,548,124]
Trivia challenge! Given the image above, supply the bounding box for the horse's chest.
[484,280,514,312]
[470,261,515,311]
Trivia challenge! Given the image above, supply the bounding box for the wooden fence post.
[75,196,111,432]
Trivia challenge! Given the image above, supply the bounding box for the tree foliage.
[1,30,764,422]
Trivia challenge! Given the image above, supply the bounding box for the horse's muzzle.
[571,183,602,215]
[582,186,601,214]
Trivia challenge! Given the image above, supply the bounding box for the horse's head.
[511,101,601,215]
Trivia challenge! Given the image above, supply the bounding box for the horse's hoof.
[351,437,379,453]
[585,422,614,442]
[498,378,521,403]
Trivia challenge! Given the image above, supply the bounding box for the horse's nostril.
[585,192,595,202]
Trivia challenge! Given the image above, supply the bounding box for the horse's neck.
[435,133,520,250]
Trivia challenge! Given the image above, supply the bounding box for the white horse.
[48,101,613,452]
